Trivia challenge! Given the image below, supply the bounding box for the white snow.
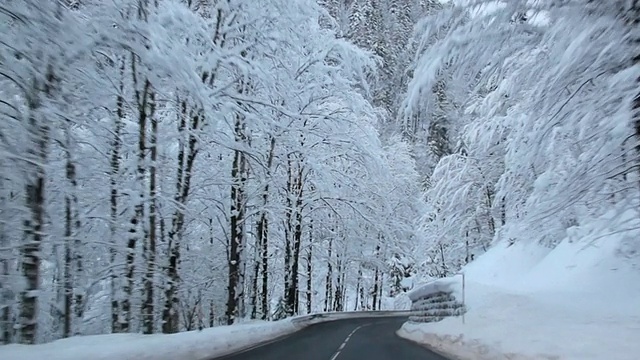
[0,319,299,360]
[398,209,640,360]
[0,311,414,360]
[407,278,459,302]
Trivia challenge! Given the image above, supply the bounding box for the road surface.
[213,316,450,360]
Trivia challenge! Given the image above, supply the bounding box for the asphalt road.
[213,317,450,360]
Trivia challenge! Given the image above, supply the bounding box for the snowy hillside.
[399,205,640,360]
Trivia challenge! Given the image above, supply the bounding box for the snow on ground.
[0,319,299,360]
[0,311,413,360]
[399,208,640,360]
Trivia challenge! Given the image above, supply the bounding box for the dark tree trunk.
[631,3,640,183]
[110,58,126,333]
[287,188,303,314]
[62,122,82,336]
[142,91,157,334]
[283,156,293,314]
[21,112,48,344]
[0,185,9,343]
[372,268,379,311]
[306,241,312,314]
[250,247,259,319]
[163,101,201,333]
[209,300,215,327]
[285,154,305,315]
[226,114,246,325]
[1,221,9,343]
[63,230,72,338]
[372,244,380,310]
[20,64,55,344]
[500,195,506,226]
[258,136,275,320]
[377,273,383,310]
[259,211,269,320]
[333,254,343,312]
[353,269,360,311]
[123,65,151,332]
[324,237,332,312]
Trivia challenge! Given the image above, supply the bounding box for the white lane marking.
[329,323,371,360]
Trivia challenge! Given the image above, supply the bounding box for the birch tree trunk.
[226,113,247,325]
[122,58,151,332]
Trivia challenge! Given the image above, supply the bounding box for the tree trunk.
[109,58,126,333]
[0,218,9,343]
[63,123,82,336]
[123,66,151,332]
[353,269,360,311]
[377,273,383,310]
[283,156,293,314]
[285,155,304,315]
[333,255,342,312]
[163,101,201,333]
[287,188,303,314]
[142,91,157,334]
[359,274,365,310]
[162,99,186,334]
[0,184,9,343]
[209,300,215,327]
[63,134,74,338]
[250,246,259,319]
[324,237,332,312]
[257,136,275,320]
[226,114,246,325]
[63,230,72,338]
[259,212,269,320]
[372,268,379,311]
[306,243,312,314]
[631,4,640,184]
[0,263,8,343]
[21,91,50,344]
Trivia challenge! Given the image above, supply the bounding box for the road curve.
[212,316,450,360]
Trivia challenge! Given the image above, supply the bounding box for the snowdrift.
[399,209,640,360]
[0,320,298,360]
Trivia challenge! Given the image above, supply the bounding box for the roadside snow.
[0,311,413,360]
[399,210,640,360]
[407,278,459,302]
[0,319,298,360]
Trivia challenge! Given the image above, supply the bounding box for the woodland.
[1,0,638,345]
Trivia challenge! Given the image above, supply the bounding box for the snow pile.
[407,277,460,302]
[0,319,299,360]
[398,209,640,360]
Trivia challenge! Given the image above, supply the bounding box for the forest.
[1,0,638,346]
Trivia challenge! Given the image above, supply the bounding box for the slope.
[398,206,640,360]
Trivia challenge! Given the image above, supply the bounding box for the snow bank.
[0,311,413,360]
[399,209,640,360]
[0,319,298,360]
[407,277,459,302]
